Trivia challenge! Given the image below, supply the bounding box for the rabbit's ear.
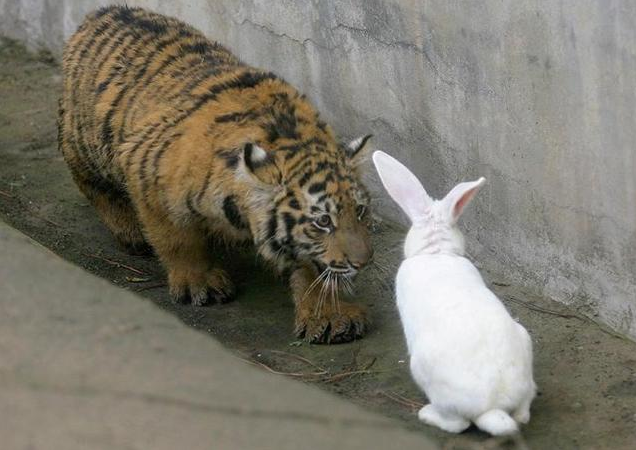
[442,177,486,223]
[372,151,432,222]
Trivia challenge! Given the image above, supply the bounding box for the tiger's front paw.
[294,301,369,344]
[169,267,235,306]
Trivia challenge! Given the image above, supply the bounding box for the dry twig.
[269,349,327,372]
[238,351,379,384]
[134,282,167,292]
[322,357,377,384]
[126,276,151,283]
[378,390,423,410]
[40,216,61,227]
[16,107,47,116]
[506,296,582,320]
[83,252,146,276]
[241,357,327,378]
[0,189,61,227]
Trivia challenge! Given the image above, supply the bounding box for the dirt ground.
[1,38,635,449]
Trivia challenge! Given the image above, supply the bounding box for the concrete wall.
[2,0,635,340]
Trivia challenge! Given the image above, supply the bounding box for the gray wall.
[2,0,635,340]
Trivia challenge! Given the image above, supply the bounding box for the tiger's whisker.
[330,272,336,312]
[303,268,328,304]
[334,273,341,314]
[314,271,331,316]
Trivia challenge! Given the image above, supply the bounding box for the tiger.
[58,5,374,344]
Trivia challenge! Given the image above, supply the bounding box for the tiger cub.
[59,6,373,344]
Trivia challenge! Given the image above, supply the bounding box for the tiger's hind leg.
[90,185,152,256]
[70,169,151,255]
[137,211,236,305]
[58,80,148,255]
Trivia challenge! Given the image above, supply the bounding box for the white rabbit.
[372,150,536,436]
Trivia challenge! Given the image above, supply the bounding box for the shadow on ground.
[1,38,635,449]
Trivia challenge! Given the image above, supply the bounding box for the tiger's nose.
[348,248,374,270]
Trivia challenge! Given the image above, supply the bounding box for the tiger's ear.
[345,134,373,165]
[243,143,281,185]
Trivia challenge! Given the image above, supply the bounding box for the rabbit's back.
[396,255,534,413]
[396,255,510,350]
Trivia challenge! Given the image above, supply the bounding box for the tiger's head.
[241,128,374,279]
[204,80,375,279]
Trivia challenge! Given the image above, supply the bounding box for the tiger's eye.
[315,214,332,228]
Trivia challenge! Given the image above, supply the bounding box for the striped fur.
[59,6,373,343]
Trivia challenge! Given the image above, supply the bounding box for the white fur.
[348,136,365,151]
[372,150,536,436]
[251,143,268,162]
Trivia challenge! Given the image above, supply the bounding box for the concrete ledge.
[0,221,435,450]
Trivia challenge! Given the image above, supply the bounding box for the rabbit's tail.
[474,409,518,436]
